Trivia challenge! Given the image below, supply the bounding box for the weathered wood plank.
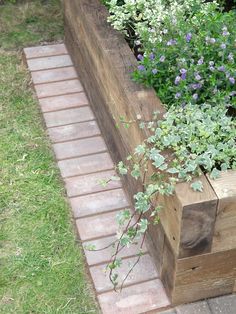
[161,237,177,299]
[172,248,236,304]
[175,175,218,258]
[64,0,218,259]
[158,194,182,256]
[64,0,236,304]
[207,171,236,252]
[146,222,165,275]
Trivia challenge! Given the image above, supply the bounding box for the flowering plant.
[133,10,236,112]
[94,0,236,290]
[132,9,236,174]
[105,0,219,46]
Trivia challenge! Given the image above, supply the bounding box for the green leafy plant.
[94,0,236,290]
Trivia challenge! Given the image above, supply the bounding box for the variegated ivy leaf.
[111,273,118,287]
[135,144,146,155]
[191,180,203,192]
[131,164,141,179]
[139,122,145,129]
[117,161,128,175]
[146,184,159,196]
[108,258,122,270]
[210,168,221,180]
[110,175,121,181]
[149,149,165,169]
[150,205,162,217]
[120,234,132,247]
[116,209,131,226]
[134,192,150,213]
[185,161,198,173]
[147,135,156,143]
[165,183,175,195]
[167,167,179,174]
[158,163,168,171]
[221,163,228,171]
[137,249,145,257]
[137,218,149,236]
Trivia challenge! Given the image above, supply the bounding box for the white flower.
[107,0,217,45]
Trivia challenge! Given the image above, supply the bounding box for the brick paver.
[48,120,100,143]
[31,66,77,84]
[75,210,123,241]
[27,54,72,71]
[98,279,170,314]
[58,153,114,178]
[64,170,121,197]
[25,43,234,314]
[90,254,158,293]
[83,235,147,266]
[70,189,130,218]
[24,43,67,58]
[44,107,94,128]
[35,79,83,98]
[53,136,107,160]
[39,93,88,112]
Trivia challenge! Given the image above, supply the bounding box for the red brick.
[58,152,114,178]
[70,189,130,218]
[39,93,88,112]
[65,170,121,197]
[48,121,100,143]
[53,136,107,160]
[35,79,83,98]
[76,210,122,241]
[27,55,72,71]
[44,107,94,128]
[24,44,68,59]
[90,254,158,293]
[31,67,77,84]
[98,279,170,314]
[83,235,147,266]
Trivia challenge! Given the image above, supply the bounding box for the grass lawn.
[0,1,99,313]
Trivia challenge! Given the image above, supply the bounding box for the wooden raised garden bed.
[63,0,236,305]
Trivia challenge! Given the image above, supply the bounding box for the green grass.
[0,1,99,313]
[0,0,64,50]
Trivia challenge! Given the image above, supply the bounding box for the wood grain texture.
[161,237,177,300]
[64,0,236,304]
[158,194,182,256]
[146,222,165,275]
[179,200,218,258]
[172,248,236,304]
[64,0,218,257]
[207,171,236,252]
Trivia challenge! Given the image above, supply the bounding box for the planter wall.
[64,0,236,305]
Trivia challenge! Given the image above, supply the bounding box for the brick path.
[24,43,236,314]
